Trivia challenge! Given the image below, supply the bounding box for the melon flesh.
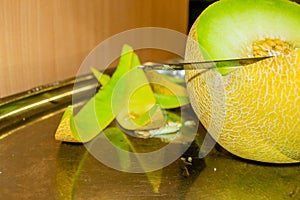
[195,0,300,60]
[185,0,300,163]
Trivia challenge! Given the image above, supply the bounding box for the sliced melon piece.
[145,71,190,109]
[55,45,150,142]
[113,49,165,131]
[185,0,300,163]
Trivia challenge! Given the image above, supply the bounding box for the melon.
[185,0,300,163]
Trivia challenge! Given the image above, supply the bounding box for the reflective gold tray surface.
[1,73,299,200]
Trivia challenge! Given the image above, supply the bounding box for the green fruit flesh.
[197,0,300,61]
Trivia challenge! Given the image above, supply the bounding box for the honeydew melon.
[185,0,300,163]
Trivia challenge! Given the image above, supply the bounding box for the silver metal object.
[138,56,272,70]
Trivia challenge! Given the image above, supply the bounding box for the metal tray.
[1,73,300,200]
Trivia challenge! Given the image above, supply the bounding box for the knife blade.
[138,56,272,70]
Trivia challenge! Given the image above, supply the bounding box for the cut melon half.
[185,0,300,163]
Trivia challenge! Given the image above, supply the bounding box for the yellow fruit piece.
[185,15,300,163]
[55,106,81,143]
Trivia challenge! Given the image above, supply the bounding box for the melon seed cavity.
[252,38,294,57]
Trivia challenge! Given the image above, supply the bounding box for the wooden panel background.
[0,0,188,98]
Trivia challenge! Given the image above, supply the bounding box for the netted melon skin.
[185,4,300,163]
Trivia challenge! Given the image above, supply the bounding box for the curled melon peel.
[185,0,300,163]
